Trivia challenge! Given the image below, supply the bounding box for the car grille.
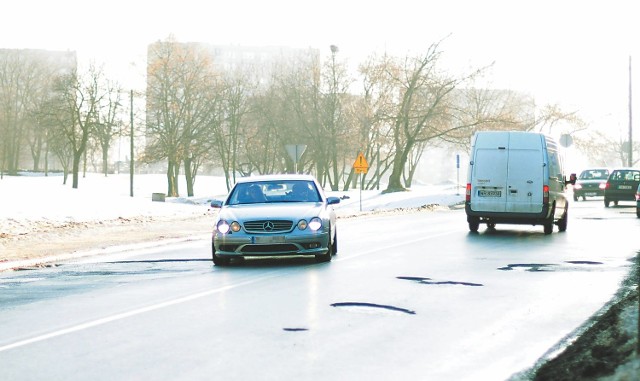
[243,220,294,233]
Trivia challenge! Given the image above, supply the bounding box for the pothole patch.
[283,327,308,332]
[565,260,604,265]
[331,302,416,315]
[498,263,554,272]
[397,276,483,287]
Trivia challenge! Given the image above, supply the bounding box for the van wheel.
[468,218,479,232]
[557,206,568,232]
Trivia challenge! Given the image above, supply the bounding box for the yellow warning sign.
[353,152,369,174]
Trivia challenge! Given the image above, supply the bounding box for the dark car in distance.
[603,168,640,207]
[636,184,640,217]
[572,168,610,201]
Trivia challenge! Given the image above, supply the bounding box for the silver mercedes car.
[209,174,340,266]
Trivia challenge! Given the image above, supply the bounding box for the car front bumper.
[213,231,330,257]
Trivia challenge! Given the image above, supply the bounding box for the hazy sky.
[3,0,638,137]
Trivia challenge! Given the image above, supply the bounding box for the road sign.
[353,152,369,174]
[285,144,307,173]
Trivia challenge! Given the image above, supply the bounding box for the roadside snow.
[0,172,465,269]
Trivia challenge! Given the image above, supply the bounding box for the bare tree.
[92,79,123,176]
[52,64,108,188]
[146,39,219,197]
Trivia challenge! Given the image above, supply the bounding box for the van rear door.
[505,134,544,213]
[470,132,544,214]
[470,133,509,212]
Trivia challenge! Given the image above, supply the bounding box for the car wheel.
[557,205,568,232]
[468,218,480,232]
[315,229,333,263]
[614,200,618,206]
[637,208,640,218]
[604,199,610,207]
[573,194,578,202]
[543,208,554,235]
[331,230,338,255]
[582,196,586,201]
[212,242,231,266]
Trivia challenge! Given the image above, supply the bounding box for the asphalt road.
[1,200,638,380]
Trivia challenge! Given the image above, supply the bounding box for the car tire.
[315,229,333,263]
[557,205,568,232]
[332,230,338,255]
[212,242,231,266]
[582,196,586,201]
[573,194,578,202]
[637,208,640,218]
[468,218,480,232]
[604,199,610,207]
[543,208,554,235]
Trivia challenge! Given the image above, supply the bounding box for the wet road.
[0,200,638,380]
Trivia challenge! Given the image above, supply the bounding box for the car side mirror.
[327,196,341,205]
[210,200,223,208]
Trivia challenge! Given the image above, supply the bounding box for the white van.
[465,131,575,234]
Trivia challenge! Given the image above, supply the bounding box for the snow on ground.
[0,172,465,269]
[0,172,465,229]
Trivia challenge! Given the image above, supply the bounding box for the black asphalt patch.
[331,302,416,315]
[565,260,604,265]
[498,264,554,272]
[397,276,483,286]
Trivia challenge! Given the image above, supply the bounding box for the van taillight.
[543,185,549,204]
[466,183,472,202]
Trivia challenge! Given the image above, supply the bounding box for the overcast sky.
[3,0,638,137]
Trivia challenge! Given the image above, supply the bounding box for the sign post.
[456,154,460,195]
[353,152,369,212]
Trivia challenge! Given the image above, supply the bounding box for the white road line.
[0,272,280,353]
[334,230,457,262]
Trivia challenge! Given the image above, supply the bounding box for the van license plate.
[478,190,501,197]
[618,185,632,190]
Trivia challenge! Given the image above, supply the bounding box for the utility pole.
[130,90,134,197]
[628,56,633,167]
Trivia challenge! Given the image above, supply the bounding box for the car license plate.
[585,192,597,196]
[478,189,501,197]
[254,236,285,244]
[618,185,632,190]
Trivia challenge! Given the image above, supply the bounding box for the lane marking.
[0,272,280,353]
[334,230,457,262]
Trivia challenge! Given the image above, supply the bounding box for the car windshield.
[579,170,609,180]
[227,180,321,205]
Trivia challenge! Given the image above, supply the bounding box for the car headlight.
[216,220,231,234]
[297,219,308,230]
[308,217,322,231]
[217,220,241,234]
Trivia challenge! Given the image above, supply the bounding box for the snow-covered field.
[0,172,465,269]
